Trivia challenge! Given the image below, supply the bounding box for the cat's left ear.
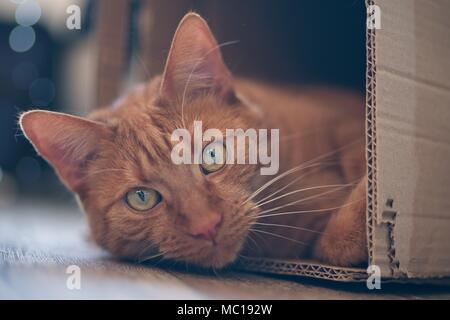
[160,13,235,104]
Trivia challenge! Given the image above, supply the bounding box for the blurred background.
[0,0,366,207]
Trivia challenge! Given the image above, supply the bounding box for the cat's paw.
[313,227,367,267]
[313,176,368,267]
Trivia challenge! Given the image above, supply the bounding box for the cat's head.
[20,13,266,268]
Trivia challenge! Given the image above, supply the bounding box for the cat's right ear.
[19,110,111,192]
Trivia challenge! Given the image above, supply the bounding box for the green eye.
[125,188,162,211]
[201,142,226,174]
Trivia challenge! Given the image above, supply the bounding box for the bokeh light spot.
[15,0,42,26]
[29,78,55,107]
[9,26,36,53]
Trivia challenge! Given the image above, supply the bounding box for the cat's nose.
[189,214,222,243]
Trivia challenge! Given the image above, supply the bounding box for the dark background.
[0,0,366,203]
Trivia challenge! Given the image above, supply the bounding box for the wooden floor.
[1,202,450,299]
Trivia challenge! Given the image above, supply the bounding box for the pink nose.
[189,215,222,243]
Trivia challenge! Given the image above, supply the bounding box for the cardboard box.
[237,0,450,282]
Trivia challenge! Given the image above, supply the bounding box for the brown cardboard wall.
[372,0,450,278]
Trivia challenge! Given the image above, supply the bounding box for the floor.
[1,202,450,299]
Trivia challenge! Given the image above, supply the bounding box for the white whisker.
[253,222,325,235]
[242,138,364,205]
[245,233,262,252]
[138,251,166,263]
[252,183,355,209]
[254,182,359,216]
[249,228,307,246]
[243,162,335,205]
[257,198,364,219]
[253,161,339,206]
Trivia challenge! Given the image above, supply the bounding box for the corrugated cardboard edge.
[235,258,367,282]
[365,0,377,270]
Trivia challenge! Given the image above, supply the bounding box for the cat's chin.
[181,241,242,269]
[195,251,237,269]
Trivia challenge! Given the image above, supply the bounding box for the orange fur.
[20,13,367,268]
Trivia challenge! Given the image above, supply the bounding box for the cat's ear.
[19,110,110,192]
[160,13,235,104]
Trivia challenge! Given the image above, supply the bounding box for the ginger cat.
[20,13,367,268]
